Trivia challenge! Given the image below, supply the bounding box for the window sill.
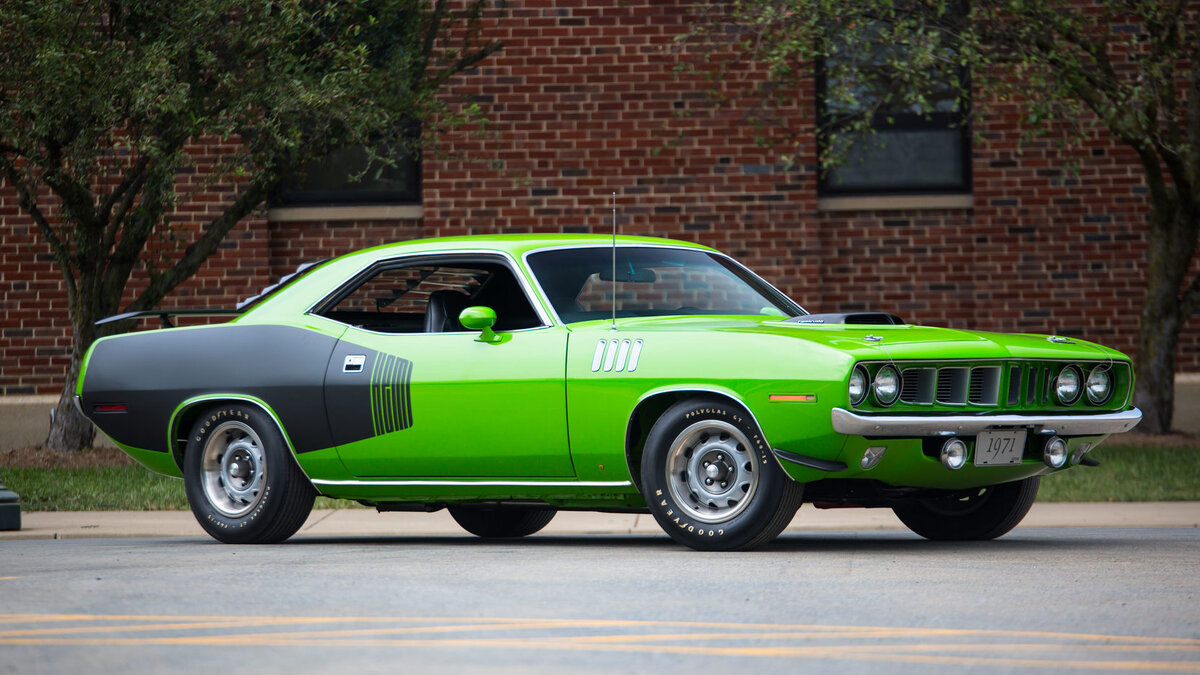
[816,194,973,212]
[267,204,424,222]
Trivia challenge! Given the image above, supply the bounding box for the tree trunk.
[45,364,96,451]
[44,324,99,451]
[1134,305,1181,435]
[1132,194,1192,435]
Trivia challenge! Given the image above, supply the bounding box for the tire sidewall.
[894,477,1040,541]
[184,404,290,544]
[641,398,788,550]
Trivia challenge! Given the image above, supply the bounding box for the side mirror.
[459,306,500,343]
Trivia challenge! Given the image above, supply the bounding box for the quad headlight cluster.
[1054,365,1112,406]
[848,364,899,407]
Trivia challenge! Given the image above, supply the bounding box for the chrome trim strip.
[167,394,315,483]
[311,479,634,488]
[831,407,1143,437]
[629,385,791,477]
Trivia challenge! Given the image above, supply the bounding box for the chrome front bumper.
[831,407,1143,437]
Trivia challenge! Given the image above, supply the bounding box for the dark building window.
[273,145,421,207]
[816,30,971,197]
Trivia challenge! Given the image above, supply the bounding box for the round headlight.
[1086,366,1112,405]
[848,366,868,406]
[1054,365,1082,405]
[940,437,968,471]
[1043,436,1068,468]
[873,365,900,406]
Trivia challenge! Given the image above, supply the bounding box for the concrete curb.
[3,502,1197,541]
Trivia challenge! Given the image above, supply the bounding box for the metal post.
[0,479,20,531]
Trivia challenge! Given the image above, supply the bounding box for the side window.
[272,145,420,207]
[318,259,542,333]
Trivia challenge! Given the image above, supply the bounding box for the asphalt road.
[2,527,1198,673]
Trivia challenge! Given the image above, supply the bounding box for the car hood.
[591,316,1128,362]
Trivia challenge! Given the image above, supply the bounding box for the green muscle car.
[76,235,1142,550]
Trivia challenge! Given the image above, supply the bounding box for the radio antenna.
[611,191,617,331]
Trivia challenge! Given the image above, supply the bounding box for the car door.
[318,255,573,479]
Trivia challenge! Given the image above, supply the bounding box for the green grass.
[2,444,1197,511]
[1037,445,1200,502]
[0,466,355,511]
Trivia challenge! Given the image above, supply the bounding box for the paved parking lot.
[3,527,1199,673]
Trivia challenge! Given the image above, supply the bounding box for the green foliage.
[3,444,1195,510]
[0,0,504,450]
[682,0,1199,434]
[684,1,1196,174]
[1,465,357,511]
[1037,445,1200,503]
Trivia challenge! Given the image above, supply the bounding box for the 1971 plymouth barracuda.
[77,235,1142,550]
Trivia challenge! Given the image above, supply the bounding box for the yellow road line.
[1,613,1197,672]
[1,613,1197,647]
[1,634,1196,672]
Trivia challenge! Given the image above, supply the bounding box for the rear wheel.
[449,505,556,538]
[184,404,315,544]
[892,477,1040,541]
[641,398,802,551]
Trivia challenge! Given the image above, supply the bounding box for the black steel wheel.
[184,404,315,544]
[641,397,802,551]
[449,505,557,538]
[892,476,1041,541]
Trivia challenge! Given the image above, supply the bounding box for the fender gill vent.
[370,354,413,435]
[591,339,643,372]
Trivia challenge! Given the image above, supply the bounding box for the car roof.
[338,234,717,263]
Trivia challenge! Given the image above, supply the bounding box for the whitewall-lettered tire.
[184,404,315,544]
[641,398,802,551]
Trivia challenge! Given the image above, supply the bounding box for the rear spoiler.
[95,309,241,328]
[95,259,328,329]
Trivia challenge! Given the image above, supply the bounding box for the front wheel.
[184,404,315,544]
[641,398,803,551]
[892,477,1040,541]
[448,505,556,538]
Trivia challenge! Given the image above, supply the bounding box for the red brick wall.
[1,0,1196,396]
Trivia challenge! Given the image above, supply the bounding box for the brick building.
[1,1,1196,398]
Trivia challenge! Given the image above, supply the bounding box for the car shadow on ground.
[150,527,1166,553]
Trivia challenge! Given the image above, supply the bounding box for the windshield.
[526,246,803,323]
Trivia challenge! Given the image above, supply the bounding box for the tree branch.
[124,177,274,313]
[430,40,505,88]
[414,0,448,84]
[1181,268,1200,319]
[0,157,79,307]
[96,153,152,231]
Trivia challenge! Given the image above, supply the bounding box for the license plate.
[974,430,1028,466]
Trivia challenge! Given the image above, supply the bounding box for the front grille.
[937,368,969,404]
[969,367,1000,405]
[1007,366,1021,405]
[856,359,1130,411]
[897,365,1000,406]
[900,368,935,404]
